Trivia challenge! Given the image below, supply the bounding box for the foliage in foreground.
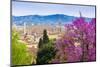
[12,30,33,65]
[51,17,96,63]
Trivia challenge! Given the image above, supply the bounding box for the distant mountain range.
[12,14,92,26]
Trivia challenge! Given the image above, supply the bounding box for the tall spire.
[79,11,82,17]
[58,15,62,33]
[24,22,26,34]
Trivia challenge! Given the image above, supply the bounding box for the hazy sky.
[12,1,96,18]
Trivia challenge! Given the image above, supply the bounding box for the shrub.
[36,40,56,64]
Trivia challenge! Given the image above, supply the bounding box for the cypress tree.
[38,38,43,48]
[43,29,49,43]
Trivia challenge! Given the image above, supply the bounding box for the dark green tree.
[36,41,56,64]
[36,29,55,64]
[38,38,43,48]
[43,29,49,43]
